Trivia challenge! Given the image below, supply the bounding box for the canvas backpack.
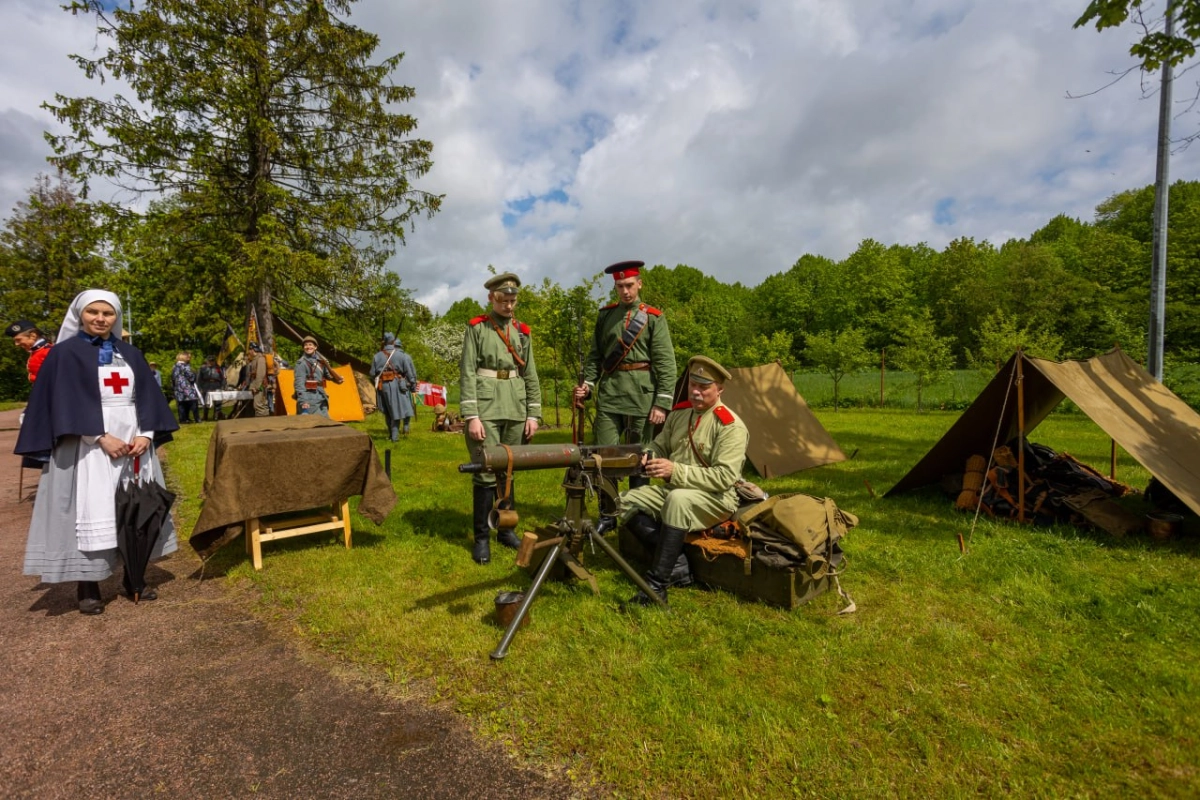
[736,493,857,580]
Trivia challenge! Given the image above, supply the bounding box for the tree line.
[4,174,1199,410]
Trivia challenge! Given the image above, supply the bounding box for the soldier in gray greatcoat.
[371,332,418,441]
[293,335,344,416]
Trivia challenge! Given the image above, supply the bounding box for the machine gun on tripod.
[458,442,667,659]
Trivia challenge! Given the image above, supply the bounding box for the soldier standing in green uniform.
[597,355,748,606]
[573,260,676,506]
[460,273,542,564]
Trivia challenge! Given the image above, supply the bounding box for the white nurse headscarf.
[58,289,124,343]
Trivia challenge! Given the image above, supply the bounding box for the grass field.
[164,407,1200,798]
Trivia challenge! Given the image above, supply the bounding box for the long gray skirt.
[23,436,178,584]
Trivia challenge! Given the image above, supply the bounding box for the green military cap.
[484,272,521,295]
[302,335,318,346]
[686,355,731,385]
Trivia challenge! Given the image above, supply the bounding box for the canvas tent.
[271,313,377,417]
[886,348,1200,517]
[719,362,847,477]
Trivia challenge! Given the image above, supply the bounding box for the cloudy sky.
[0,0,1194,312]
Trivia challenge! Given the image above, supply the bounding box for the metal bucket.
[494,591,530,629]
[1146,512,1183,541]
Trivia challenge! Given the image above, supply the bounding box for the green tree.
[739,331,794,369]
[0,172,108,398]
[968,310,1064,370]
[1076,1,1200,71]
[440,298,486,327]
[804,328,872,411]
[917,237,1001,362]
[891,311,954,412]
[45,0,441,348]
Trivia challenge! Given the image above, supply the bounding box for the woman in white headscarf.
[14,290,179,614]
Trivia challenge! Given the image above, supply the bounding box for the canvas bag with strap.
[735,493,858,579]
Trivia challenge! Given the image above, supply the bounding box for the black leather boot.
[77,580,103,615]
[495,478,521,549]
[595,515,618,536]
[472,484,493,564]
[628,474,651,490]
[625,512,659,549]
[627,523,690,606]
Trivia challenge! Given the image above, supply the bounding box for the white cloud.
[0,0,1191,312]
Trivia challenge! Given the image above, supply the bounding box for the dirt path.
[0,409,578,799]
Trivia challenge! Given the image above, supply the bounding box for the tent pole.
[1016,350,1026,524]
[1110,439,1117,480]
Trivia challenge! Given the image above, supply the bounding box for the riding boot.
[472,483,494,564]
[495,478,521,549]
[595,514,619,536]
[77,580,103,615]
[627,474,651,490]
[627,523,690,606]
[625,512,660,549]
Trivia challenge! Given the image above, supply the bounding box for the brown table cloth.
[190,416,396,557]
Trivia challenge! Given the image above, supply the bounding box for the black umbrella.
[115,458,176,603]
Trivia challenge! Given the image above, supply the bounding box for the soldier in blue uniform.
[372,332,418,441]
[293,335,343,416]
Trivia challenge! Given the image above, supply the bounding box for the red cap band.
[612,267,640,280]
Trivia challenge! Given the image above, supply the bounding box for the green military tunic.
[581,301,676,445]
[619,399,749,530]
[459,310,542,486]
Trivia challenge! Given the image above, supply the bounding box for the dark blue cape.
[14,335,179,456]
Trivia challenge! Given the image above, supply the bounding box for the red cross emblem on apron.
[103,371,130,394]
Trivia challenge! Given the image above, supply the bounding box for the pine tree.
[45,0,441,344]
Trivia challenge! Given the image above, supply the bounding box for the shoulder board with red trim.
[468,315,489,326]
[713,406,734,425]
[600,302,618,311]
[641,304,662,316]
[671,400,692,411]
[516,321,531,335]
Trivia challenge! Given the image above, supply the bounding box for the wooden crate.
[617,527,833,610]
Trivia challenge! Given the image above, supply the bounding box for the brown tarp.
[189,416,396,556]
[886,348,1200,517]
[721,362,847,478]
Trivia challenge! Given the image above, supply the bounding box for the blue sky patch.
[503,189,570,228]
[934,197,956,226]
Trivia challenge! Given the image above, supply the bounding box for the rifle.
[459,442,665,659]
[572,310,586,445]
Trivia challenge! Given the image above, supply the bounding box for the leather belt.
[478,368,519,379]
[617,361,651,371]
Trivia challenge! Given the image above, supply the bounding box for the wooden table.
[189,416,396,566]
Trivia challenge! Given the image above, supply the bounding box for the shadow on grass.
[410,574,519,615]
[186,527,392,579]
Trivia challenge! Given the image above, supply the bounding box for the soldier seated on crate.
[595,355,749,606]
